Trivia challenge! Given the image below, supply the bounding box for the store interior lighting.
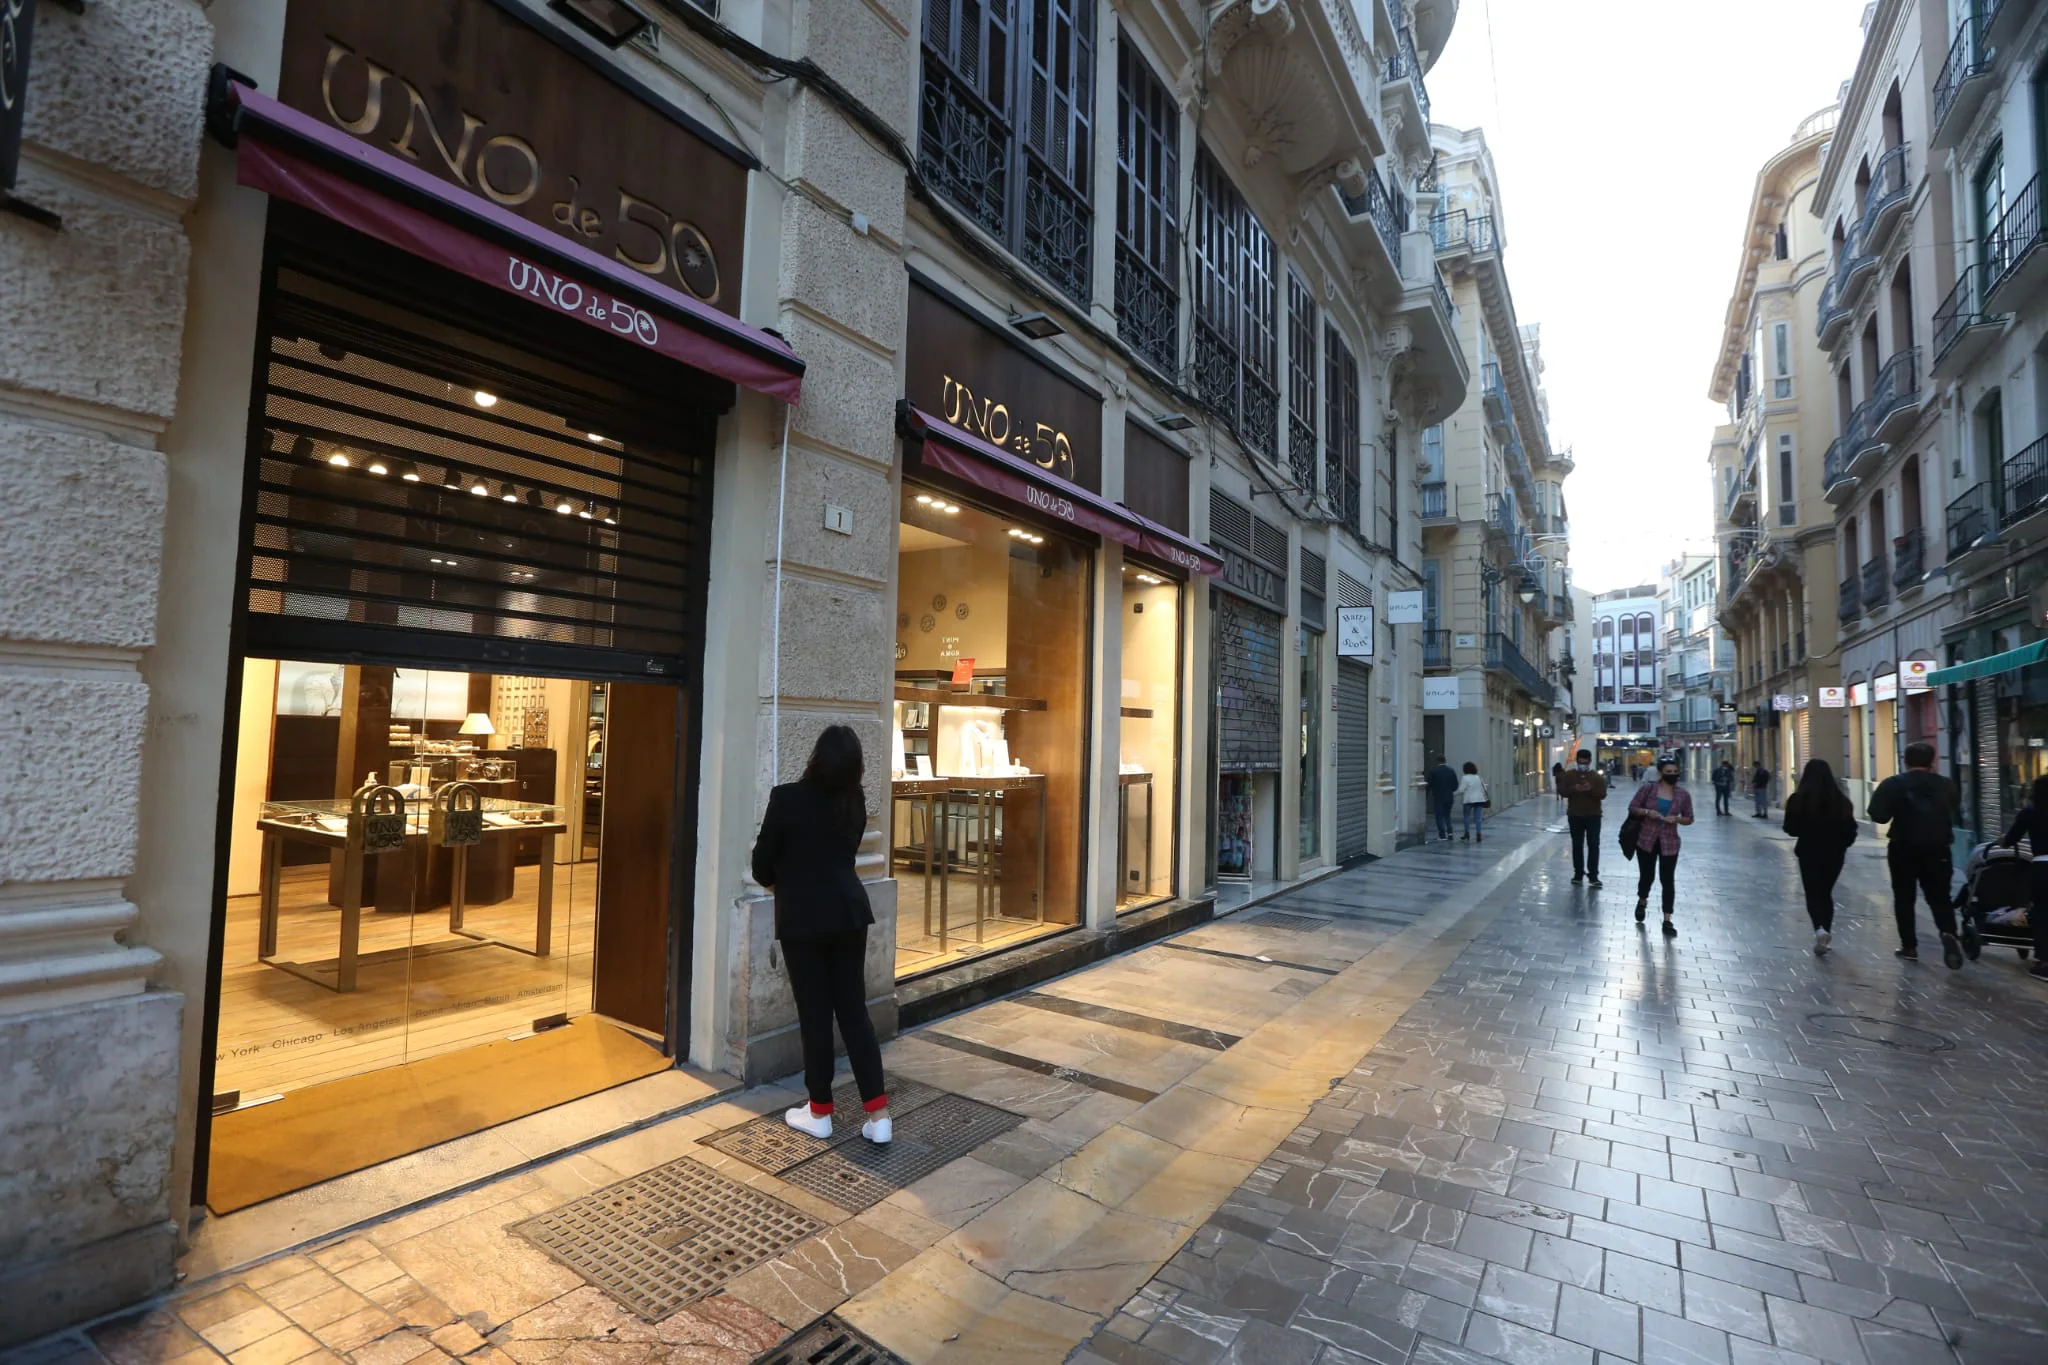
[469,475,491,496]
[472,390,499,408]
[556,495,576,514]
[325,450,351,468]
[365,456,390,476]
[397,460,420,482]
[501,484,521,503]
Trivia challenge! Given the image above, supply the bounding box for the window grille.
[1209,489,1253,550]
[921,0,1095,306]
[1115,35,1178,376]
[1324,324,1361,532]
[1252,516,1288,571]
[1300,548,1327,596]
[1335,571,1370,609]
[1193,148,1278,462]
[1286,270,1318,494]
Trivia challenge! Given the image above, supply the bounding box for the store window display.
[890,489,1090,975]
[1119,566,1181,907]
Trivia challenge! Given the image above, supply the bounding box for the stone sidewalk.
[1075,803,2048,1365]
[6,804,1564,1365]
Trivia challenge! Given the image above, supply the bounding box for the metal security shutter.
[1974,680,2001,839]
[243,253,711,677]
[1336,659,1372,860]
[1216,592,1284,772]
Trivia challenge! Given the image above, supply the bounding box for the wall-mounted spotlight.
[1154,412,1196,432]
[549,0,649,47]
[1008,311,1063,341]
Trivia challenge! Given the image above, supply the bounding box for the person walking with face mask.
[1629,756,1694,936]
[1557,749,1607,887]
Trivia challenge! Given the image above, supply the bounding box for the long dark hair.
[2031,774,2048,810]
[1795,759,1852,822]
[802,725,867,832]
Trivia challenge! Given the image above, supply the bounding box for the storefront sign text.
[507,255,659,343]
[1902,658,1934,691]
[1874,673,1898,702]
[942,375,1078,483]
[1850,681,1870,706]
[1222,548,1286,609]
[1736,712,1758,726]
[1772,694,1793,711]
[281,0,745,310]
[1385,590,1424,625]
[1423,676,1461,711]
[1337,606,1375,658]
[1818,686,1846,708]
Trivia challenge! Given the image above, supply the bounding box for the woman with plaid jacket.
[1630,755,1695,937]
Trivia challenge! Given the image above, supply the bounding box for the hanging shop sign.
[1385,590,1425,625]
[1874,673,1898,702]
[1901,658,1934,692]
[1794,693,1810,709]
[1336,606,1375,658]
[1818,686,1846,708]
[1423,676,1461,710]
[905,280,1102,490]
[278,0,748,310]
[1772,694,1794,712]
[1,0,38,193]
[1850,681,1871,706]
[1736,712,1758,726]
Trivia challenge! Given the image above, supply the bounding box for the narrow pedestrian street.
[16,800,2043,1365]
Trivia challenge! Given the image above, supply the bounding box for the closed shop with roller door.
[1210,492,1289,881]
[1336,659,1372,862]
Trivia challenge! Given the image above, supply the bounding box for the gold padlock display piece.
[351,784,408,855]
[432,781,485,847]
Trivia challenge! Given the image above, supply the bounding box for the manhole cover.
[752,1314,906,1365]
[1805,1014,1955,1053]
[703,1077,946,1174]
[1248,911,1333,932]
[773,1094,1024,1212]
[511,1158,823,1319]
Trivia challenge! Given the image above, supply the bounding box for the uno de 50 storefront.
[888,280,1220,990]
[150,0,809,1218]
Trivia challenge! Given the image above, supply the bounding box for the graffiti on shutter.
[1217,593,1284,772]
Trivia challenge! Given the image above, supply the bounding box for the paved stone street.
[15,800,2048,1365]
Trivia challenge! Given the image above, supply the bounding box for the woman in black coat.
[1995,774,2048,982]
[1781,759,1857,956]
[751,726,891,1143]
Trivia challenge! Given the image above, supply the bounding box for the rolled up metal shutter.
[1336,659,1372,860]
[1216,593,1283,772]
[1974,680,2001,839]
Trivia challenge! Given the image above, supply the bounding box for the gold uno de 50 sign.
[280,0,746,310]
[941,375,1078,483]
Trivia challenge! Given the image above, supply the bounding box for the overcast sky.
[1422,0,1874,593]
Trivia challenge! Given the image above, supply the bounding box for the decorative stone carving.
[1292,155,1365,219]
[1223,37,1336,174]
[1206,0,1295,79]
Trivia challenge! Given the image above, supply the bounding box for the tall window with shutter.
[1286,270,1318,495]
[1324,324,1361,532]
[1116,36,1179,376]
[921,0,1095,305]
[1193,149,1279,462]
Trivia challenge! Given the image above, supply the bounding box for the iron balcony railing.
[1482,360,1507,406]
[2001,432,2048,528]
[1432,269,1454,326]
[1893,526,1926,588]
[1861,554,1891,610]
[1423,628,1452,668]
[1823,434,1853,493]
[1726,532,1757,594]
[1816,261,1850,341]
[1947,480,1994,557]
[1859,142,1912,247]
[1485,632,1549,697]
[1992,175,2044,295]
[1934,260,2004,367]
[1421,480,1448,519]
[1430,210,1500,254]
[1382,22,1431,127]
[1339,164,1405,269]
[1552,593,1571,620]
[1487,492,1514,534]
[1934,5,1995,135]
[1866,347,1921,436]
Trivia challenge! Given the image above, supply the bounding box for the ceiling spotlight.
[502,485,521,503]
[600,508,617,525]
[473,390,499,408]
[1007,528,1024,538]
[1029,534,1044,544]
[444,468,466,490]
[290,435,315,462]
[470,476,491,496]
[397,460,421,482]
[586,432,606,443]
[1137,573,1164,584]
[548,0,650,48]
[525,488,549,509]
[1155,412,1196,432]
[326,451,352,468]
[556,496,576,514]
[366,457,390,476]
[318,343,347,362]
[941,502,960,514]
[1008,311,1064,341]
[915,494,934,506]
[579,500,596,519]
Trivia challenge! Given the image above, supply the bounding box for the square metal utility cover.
[752,1314,907,1365]
[702,1076,947,1174]
[511,1158,823,1319]
[771,1093,1023,1212]
[1248,910,1335,932]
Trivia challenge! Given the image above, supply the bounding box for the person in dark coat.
[1995,774,2048,982]
[1425,759,1460,842]
[1750,763,1772,817]
[1868,741,1963,967]
[1782,759,1857,955]
[1712,760,1736,816]
[751,725,891,1143]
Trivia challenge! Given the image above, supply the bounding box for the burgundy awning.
[900,405,1222,575]
[222,80,803,404]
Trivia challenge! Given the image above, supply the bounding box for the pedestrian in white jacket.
[1458,763,1488,843]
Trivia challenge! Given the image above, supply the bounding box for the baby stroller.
[1955,841,2034,960]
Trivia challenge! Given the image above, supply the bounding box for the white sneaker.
[1814,929,1832,956]
[862,1115,892,1145]
[784,1105,832,1138]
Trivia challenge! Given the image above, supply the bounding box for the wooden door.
[593,682,680,1034]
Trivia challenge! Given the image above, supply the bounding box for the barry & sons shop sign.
[278,0,746,309]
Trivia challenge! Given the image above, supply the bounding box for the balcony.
[1431,210,1500,258]
[1862,554,1891,612]
[1421,480,1450,520]
[1932,7,1998,149]
[1393,253,1468,427]
[1482,361,1511,430]
[1552,593,1572,622]
[1337,164,1404,292]
[1868,347,1924,448]
[1839,226,1880,310]
[1380,22,1431,156]
[1725,532,1758,600]
[1822,431,1859,505]
[1893,526,1927,593]
[1933,261,2007,378]
[1947,480,1995,560]
[1816,259,1854,347]
[1837,572,1862,624]
[1860,143,1913,258]
[1725,444,1760,524]
[1485,631,1549,699]
[1484,493,1514,545]
[1423,627,1452,669]
[2001,432,2048,530]
[1988,175,2048,313]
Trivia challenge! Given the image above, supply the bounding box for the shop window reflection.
[890,489,1091,976]
[1119,566,1181,908]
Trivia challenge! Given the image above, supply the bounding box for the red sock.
[809,1101,833,1117]
[863,1094,889,1113]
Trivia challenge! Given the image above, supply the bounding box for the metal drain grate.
[771,1094,1023,1212]
[703,1078,947,1174]
[1248,911,1335,932]
[752,1314,907,1365]
[510,1158,823,1319]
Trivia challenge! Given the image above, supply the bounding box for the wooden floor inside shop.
[215,860,599,1102]
[892,869,1069,976]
